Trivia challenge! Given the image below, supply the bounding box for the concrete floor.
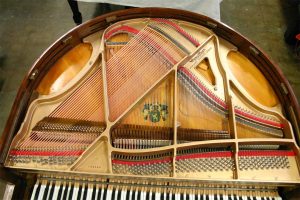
[0,0,299,196]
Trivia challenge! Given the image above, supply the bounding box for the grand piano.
[0,8,300,200]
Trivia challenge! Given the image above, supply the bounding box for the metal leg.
[67,0,82,25]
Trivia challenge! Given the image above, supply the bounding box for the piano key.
[114,187,120,200]
[106,188,112,200]
[129,188,133,200]
[58,183,65,200]
[112,187,116,200]
[68,183,74,200]
[72,184,79,200]
[96,185,101,200]
[52,185,61,200]
[48,183,56,200]
[152,191,155,200]
[42,182,50,200]
[86,186,94,200]
[126,189,130,200]
[33,182,41,200]
[77,184,83,200]
[135,189,140,200]
[37,182,45,200]
[47,182,54,200]
[103,186,108,200]
[160,191,163,200]
[30,182,39,200]
[62,182,69,200]
[82,184,88,200]
[156,191,161,200]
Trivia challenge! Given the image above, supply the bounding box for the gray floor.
[0,0,299,197]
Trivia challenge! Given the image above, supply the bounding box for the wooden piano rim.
[0,8,300,186]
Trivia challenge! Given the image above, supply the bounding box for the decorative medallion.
[142,103,168,123]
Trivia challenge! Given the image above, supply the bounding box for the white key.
[129,189,133,200]
[52,186,60,200]
[46,183,53,200]
[94,185,100,200]
[73,186,79,200]
[224,194,228,200]
[134,189,138,200]
[176,192,180,200]
[30,183,39,200]
[155,191,160,200]
[100,187,105,200]
[149,190,152,200]
[121,189,126,200]
[169,192,173,200]
[106,189,112,200]
[65,184,71,200]
[257,196,261,200]
[184,193,187,200]
[142,191,146,200]
[115,188,119,200]
[86,187,93,200]
[37,183,46,200]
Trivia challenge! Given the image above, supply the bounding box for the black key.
[68,183,74,200]
[112,188,116,200]
[239,196,243,200]
[195,193,198,200]
[33,183,41,200]
[206,194,209,200]
[146,190,150,200]
[77,184,82,200]
[172,193,175,200]
[220,194,224,200]
[131,190,135,200]
[57,183,64,200]
[82,185,88,200]
[152,191,155,200]
[103,187,107,200]
[126,189,130,200]
[266,197,270,200]
[160,191,164,200]
[137,190,141,200]
[180,193,184,200]
[247,196,251,200]
[253,197,257,200]
[48,183,55,200]
[117,188,122,200]
[187,194,190,200]
[200,194,203,200]
[214,194,218,200]
[42,182,50,200]
[62,183,69,200]
[233,195,237,200]
[261,197,265,200]
[229,195,233,200]
[91,185,97,200]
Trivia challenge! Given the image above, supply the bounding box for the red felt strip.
[238,150,295,157]
[152,18,200,46]
[234,109,284,128]
[9,150,84,156]
[176,151,232,161]
[104,25,139,40]
[112,157,172,166]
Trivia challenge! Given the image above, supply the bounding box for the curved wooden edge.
[1,7,299,164]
